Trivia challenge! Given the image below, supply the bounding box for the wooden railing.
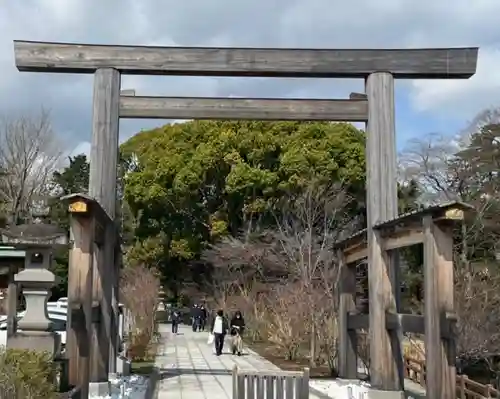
[403,355,500,398]
[403,355,426,385]
[232,365,309,399]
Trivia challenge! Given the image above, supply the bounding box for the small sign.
[69,200,88,213]
[444,208,464,220]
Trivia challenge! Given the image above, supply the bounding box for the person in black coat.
[200,305,208,331]
[171,308,181,334]
[191,304,202,332]
[229,310,245,356]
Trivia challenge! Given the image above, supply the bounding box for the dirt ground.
[248,341,336,379]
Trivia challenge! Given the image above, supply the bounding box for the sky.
[1,0,500,159]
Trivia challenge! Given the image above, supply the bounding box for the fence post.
[459,375,466,399]
[422,361,427,386]
[402,356,408,379]
[301,368,310,399]
[232,365,238,399]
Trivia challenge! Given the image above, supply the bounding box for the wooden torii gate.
[13,40,478,398]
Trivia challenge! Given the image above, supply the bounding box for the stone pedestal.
[364,389,405,399]
[332,379,406,399]
[7,248,61,357]
[116,354,131,376]
[89,381,112,397]
[8,331,61,353]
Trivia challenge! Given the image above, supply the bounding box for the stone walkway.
[153,324,426,398]
[153,324,327,399]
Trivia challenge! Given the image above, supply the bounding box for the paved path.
[153,324,326,398]
[153,324,426,398]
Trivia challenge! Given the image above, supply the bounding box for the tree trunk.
[310,321,316,367]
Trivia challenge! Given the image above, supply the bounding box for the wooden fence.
[232,365,309,399]
[404,355,500,398]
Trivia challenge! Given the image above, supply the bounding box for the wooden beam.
[391,314,421,334]
[120,89,136,96]
[382,229,424,251]
[14,41,478,79]
[66,196,94,398]
[349,313,418,332]
[89,68,121,383]
[119,96,369,121]
[365,71,402,391]
[375,201,473,231]
[424,216,456,399]
[423,215,440,399]
[106,224,118,374]
[90,232,108,383]
[349,92,368,100]
[89,68,121,219]
[345,249,367,265]
[111,240,122,363]
[343,228,424,264]
[347,313,455,339]
[334,201,473,254]
[337,251,357,379]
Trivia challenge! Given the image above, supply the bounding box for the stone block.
[117,354,131,376]
[330,379,406,399]
[7,331,61,356]
[89,381,111,397]
[365,389,406,399]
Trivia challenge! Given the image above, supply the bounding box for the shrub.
[120,264,160,362]
[0,347,58,399]
[221,286,269,343]
[265,284,308,361]
[316,315,339,375]
[127,330,156,362]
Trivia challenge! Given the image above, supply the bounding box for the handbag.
[207,333,214,345]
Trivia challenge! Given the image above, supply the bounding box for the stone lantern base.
[8,331,61,355]
[89,381,112,397]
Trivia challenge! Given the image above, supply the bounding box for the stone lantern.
[0,200,67,356]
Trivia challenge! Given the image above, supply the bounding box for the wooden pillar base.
[424,216,456,399]
[338,251,357,379]
[64,193,118,394]
[65,196,95,398]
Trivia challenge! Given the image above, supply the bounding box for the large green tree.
[121,120,366,294]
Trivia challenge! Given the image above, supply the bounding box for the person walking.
[230,311,245,356]
[210,309,228,356]
[171,308,181,334]
[200,305,207,331]
[191,304,201,332]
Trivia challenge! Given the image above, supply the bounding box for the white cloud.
[1,0,500,153]
[410,47,500,118]
[68,141,91,158]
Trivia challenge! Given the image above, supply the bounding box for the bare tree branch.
[204,183,355,368]
[398,132,460,203]
[0,109,63,223]
[459,107,500,145]
[455,268,500,376]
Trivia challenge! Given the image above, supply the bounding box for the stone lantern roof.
[0,200,67,247]
[1,223,66,244]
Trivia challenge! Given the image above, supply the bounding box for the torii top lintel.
[13,40,478,79]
